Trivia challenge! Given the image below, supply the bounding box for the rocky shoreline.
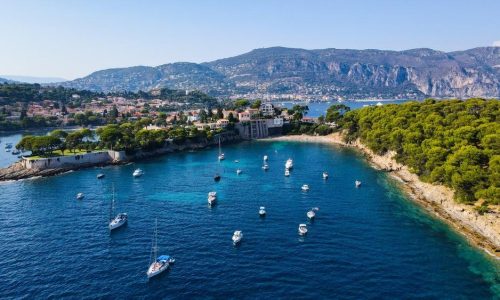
[0,133,241,182]
[263,133,500,258]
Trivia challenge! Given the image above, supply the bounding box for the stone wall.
[22,150,126,170]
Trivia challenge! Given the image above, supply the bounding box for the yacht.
[236,169,242,175]
[355,180,362,188]
[133,168,144,177]
[262,164,269,171]
[147,219,175,279]
[259,206,266,216]
[285,158,293,170]
[232,230,243,244]
[208,191,217,206]
[109,186,127,231]
[263,155,268,161]
[301,184,310,191]
[76,193,84,200]
[298,224,308,235]
[97,173,105,179]
[285,169,290,177]
[322,172,329,180]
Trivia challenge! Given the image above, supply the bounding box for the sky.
[1,0,500,80]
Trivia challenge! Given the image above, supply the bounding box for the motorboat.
[355,180,362,188]
[109,186,127,231]
[285,169,290,177]
[133,168,144,177]
[234,160,239,163]
[214,173,221,182]
[298,224,308,235]
[5,149,11,152]
[301,184,309,191]
[97,173,105,179]
[232,230,243,244]
[208,191,217,206]
[322,172,329,179]
[147,219,175,279]
[263,155,268,161]
[259,206,266,216]
[262,164,269,171]
[307,207,319,220]
[76,193,84,200]
[236,169,242,175]
[5,143,12,149]
[285,158,293,170]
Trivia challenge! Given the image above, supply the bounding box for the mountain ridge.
[57,46,500,99]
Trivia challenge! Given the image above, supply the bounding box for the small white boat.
[236,169,242,175]
[307,207,319,220]
[259,206,266,216]
[5,149,11,152]
[301,184,309,191]
[262,164,269,170]
[232,230,243,244]
[285,158,293,170]
[97,173,105,179]
[322,172,328,179]
[147,219,175,279]
[208,191,217,206]
[263,155,268,161]
[298,224,308,235]
[133,168,144,177]
[355,180,362,188]
[285,169,290,177]
[109,186,127,231]
[234,160,239,163]
[76,193,84,200]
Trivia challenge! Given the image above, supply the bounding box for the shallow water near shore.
[0,141,498,298]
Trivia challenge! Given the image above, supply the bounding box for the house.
[238,111,251,121]
[216,119,229,128]
[259,102,275,116]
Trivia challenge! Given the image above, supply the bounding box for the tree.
[325,104,350,123]
[250,99,262,109]
[97,124,123,150]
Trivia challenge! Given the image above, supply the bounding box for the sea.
[0,100,499,298]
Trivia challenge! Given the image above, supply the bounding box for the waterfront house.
[259,102,275,116]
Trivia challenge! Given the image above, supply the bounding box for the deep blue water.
[0,141,499,299]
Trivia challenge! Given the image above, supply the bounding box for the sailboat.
[147,219,175,279]
[108,185,127,231]
[218,137,225,161]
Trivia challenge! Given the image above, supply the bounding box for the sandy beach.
[262,133,500,258]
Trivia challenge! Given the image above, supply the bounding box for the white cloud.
[493,41,500,47]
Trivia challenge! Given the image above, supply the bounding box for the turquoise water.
[0,140,498,298]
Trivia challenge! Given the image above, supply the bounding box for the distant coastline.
[261,133,500,259]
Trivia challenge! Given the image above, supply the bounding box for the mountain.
[1,75,67,84]
[58,46,500,99]
[0,77,17,84]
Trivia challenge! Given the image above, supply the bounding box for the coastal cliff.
[265,133,500,258]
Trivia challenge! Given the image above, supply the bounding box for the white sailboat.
[218,137,225,161]
[147,219,175,279]
[285,158,293,170]
[322,172,329,179]
[236,169,242,175]
[355,180,362,188]
[76,193,84,200]
[301,184,310,191]
[263,155,268,161]
[109,186,127,231]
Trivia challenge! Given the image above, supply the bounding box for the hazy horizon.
[1,0,499,80]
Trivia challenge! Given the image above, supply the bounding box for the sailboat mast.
[110,184,115,221]
[154,218,158,259]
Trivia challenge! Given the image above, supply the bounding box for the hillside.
[58,46,500,99]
